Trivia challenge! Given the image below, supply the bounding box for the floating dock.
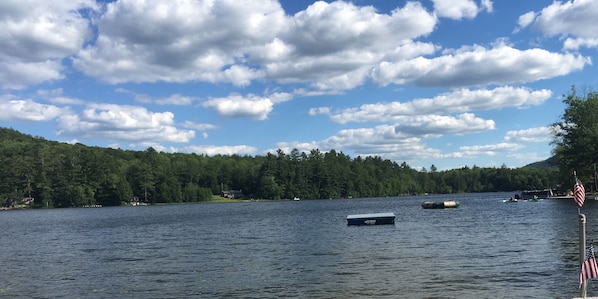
[346,212,395,226]
[421,200,460,209]
[520,189,554,199]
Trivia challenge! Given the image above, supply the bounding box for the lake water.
[1,192,597,298]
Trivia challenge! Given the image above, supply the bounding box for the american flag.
[580,244,598,288]
[574,177,585,208]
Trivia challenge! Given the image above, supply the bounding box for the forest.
[0,127,559,208]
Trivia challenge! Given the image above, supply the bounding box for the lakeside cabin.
[1,196,34,210]
[221,190,244,199]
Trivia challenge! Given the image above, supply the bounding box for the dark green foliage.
[552,86,598,191]
[0,127,559,207]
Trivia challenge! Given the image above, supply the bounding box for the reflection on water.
[0,193,595,298]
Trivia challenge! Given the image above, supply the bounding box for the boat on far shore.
[516,188,598,201]
[519,189,555,200]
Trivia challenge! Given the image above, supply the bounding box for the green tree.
[0,126,563,207]
[552,86,598,188]
[258,175,281,200]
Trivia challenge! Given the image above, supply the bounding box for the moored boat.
[525,195,542,202]
[520,189,555,200]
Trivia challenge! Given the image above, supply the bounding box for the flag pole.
[581,212,587,298]
[575,170,588,298]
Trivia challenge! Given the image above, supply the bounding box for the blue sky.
[1,0,597,170]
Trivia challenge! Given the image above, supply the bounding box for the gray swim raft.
[346,212,395,226]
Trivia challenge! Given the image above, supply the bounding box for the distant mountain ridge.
[523,156,558,169]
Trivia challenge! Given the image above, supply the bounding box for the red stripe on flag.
[574,178,585,208]
[580,245,598,288]
[581,257,598,287]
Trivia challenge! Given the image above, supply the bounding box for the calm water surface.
[0,193,596,298]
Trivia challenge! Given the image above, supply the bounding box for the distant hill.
[523,156,558,169]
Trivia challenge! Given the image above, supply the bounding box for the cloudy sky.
[1,0,596,170]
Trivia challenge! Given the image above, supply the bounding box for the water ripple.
[0,194,591,298]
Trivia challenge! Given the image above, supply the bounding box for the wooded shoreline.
[0,127,560,208]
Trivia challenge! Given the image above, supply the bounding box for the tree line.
[552,86,598,191]
[0,127,559,208]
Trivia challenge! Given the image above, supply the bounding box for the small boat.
[526,195,541,202]
[421,200,459,209]
[502,197,518,203]
[520,189,554,200]
[346,212,395,226]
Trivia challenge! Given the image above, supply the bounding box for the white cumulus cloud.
[0,0,96,89]
[56,103,195,143]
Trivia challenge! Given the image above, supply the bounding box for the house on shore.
[221,190,244,199]
[2,196,34,210]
